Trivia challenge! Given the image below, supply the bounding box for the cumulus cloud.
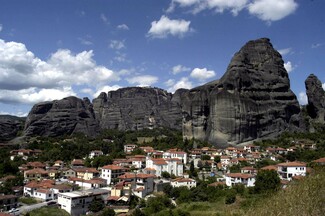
[147,15,192,39]
[190,68,215,81]
[172,64,191,74]
[167,0,298,22]
[167,77,193,93]
[278,47,292,56]
[93,85,122,98]
[248,0,298,22]
[126,75,158,87]
[0,39,119,104]
[117,24,129,30]
[298,92,308,105]
[0,87,76,105]
[322,83,325,90]
[165,79,176,87]
[110,40,125,50]
[284,61,294,73]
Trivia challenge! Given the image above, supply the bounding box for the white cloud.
[278,47,292,56]
[114,52,127,62]
[165,79,175,87]
[126,75,158,87]
[147,15,192,39]
[298,92,308,105]
[93,85,122,98]
[0,87,76,105]
[167,77,193,93]
[322,83,325,91]
[117,24,129,30]
[0,110,28,117]
[0,39,119,104]
[80,88,94,95]
[110,40,125,50]
[311,43,324,49]
[100,13,109,24]
[248,0,298,22]
[172,64,191,74]
[284,61,294,73]
[168,0,298,22]
[190,68,216,81]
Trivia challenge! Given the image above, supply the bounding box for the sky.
[0,0,324,117]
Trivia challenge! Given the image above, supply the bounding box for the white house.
[58,188,109,216]
[145,157,183,177]
[117,173,156,198]
[163,150,188,164]
[101,165,127,185]
[124,144,137,154]
[225,173,255,187]
[220,156,230,170]
[68,177,107,190]
[171,177,196,189]
[89,150,103,159]
[277,161,306,181]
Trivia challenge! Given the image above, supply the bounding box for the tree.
[201,155,211,160]
[161,171,171,179]
[254,170,281,194]
[100,208,115,216]
[88,198,104,212]
[225,190,236,204]
[214,156,221,163]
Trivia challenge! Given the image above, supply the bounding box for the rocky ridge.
[0,115,24,141]
[18,38,310,146]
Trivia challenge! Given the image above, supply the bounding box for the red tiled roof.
[24,168,47,175]
[226,173,254,179]
[102,165,126,170]
[277,161,306,167]
[261,165,278,171]
[313,157,325,163]
[208,182,226,187]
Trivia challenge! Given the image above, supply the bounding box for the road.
[8,200,57,215]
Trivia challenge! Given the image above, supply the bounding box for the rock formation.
[24,96,98,137]
[22,38,303,146]
[305,74,325,122]
[0,115,24,141]
[93,87,183,131]
[182,38,301,146]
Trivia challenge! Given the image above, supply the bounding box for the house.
[47,169,60,179]
[68,178,107,190]
[101,165,127,185]
[241,166,257,174]
[74,168,100,180]
[62,168,76,179]
[89,150,104,159]
[58,188,109,216]
[71,159,84,168]
[117,173,156,198]
[24,168,48,182]
[124,144,138,154]
[10,149,42,161]
[145,157,183,177]
[225,173,255,187]
[0,195,18,212]
[53,160,64,168]
[163,150,188,164]
[171,177,196,189]
[277,161,306,181]
[220,156,230,170]
[313,157,325,165]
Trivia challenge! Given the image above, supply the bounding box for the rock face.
[22,38,303,146]
[305,74,325,122]
[24,96,98,137]
[0,115,24,141]
[182,38,301,146]
[93,87,183,130]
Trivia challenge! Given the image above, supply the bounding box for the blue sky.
[0,0,324,116]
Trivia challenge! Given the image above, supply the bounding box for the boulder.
[305,74,325,122]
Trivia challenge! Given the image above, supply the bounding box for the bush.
[225,191,236,204]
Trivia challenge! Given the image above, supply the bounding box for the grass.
[23,206,70,216]
[244,167,325,216]
[19,197,39,205]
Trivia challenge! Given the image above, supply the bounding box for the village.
[1,137,324,216]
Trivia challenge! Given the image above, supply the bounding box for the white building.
[101,165,127,185]
[117,173,156,198]
[225,173,255,187]
[277,161,306,181]
[89,150,103,159]
[220,156,230,170]
[145,157,183,177]
[124,144,137,154]
[163,150,188,164]
[58,188,109,216]
[171,177,196,189]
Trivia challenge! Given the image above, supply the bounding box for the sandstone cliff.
[24,96,98,137]
[93,87,183,131]
[182,38,301,146]
[305,74,325,122]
